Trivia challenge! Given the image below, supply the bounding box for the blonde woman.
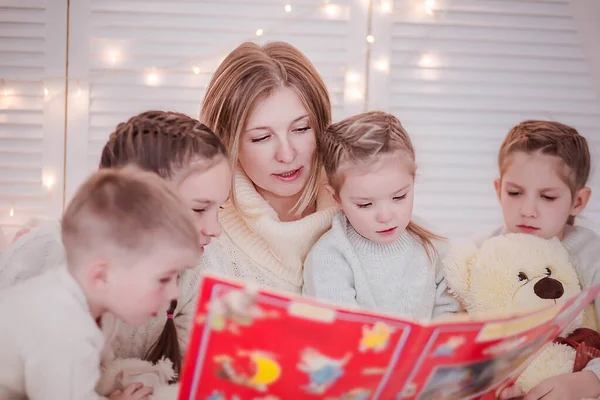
[200,41,338,293]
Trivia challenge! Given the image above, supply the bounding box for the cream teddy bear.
[443,232,598,393]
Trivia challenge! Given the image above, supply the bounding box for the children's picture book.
[178,274,600,400]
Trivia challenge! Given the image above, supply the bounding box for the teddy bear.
[442,232,599,393]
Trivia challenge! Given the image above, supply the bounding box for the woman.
[199,41,338,293]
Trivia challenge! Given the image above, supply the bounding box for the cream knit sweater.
[0,169,337,359]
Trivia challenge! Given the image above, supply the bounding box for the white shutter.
[370,0,600,238]
[0,0,67,237]
[65,0,364,201]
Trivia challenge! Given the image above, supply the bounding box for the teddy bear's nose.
[533,277,564,300]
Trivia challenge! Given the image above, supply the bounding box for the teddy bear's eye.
[545,267,552,276]
[518,272,528,282]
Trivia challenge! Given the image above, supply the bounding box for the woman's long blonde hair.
[321,111,443,259]
[200,41,332,216]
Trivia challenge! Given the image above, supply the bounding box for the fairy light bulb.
[347,72,360,83]
[146,69,159,86]
[381,0,391,12]
[9,205,14,217]
[43,87,49,96]
[43,175,55,191]
[375,58,389,72]
[256,28,264,36]
[193,66,200,75]
[285,4,292,12]
[366,35,375,43]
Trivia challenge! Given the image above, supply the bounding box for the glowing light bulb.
[43,175,55,191]
[285,4,292,12]
[426,0,435,7]
[347,72,360,83]
[43,87,49,96]
[108,49,119,65]
[425,8,433,15]
[325,4,341,17]
[256,28,264,36]
[419,53,435,68]
[9,206,14,217]
[366,35,375,43]
[146,70,159,86]
[381,1,391,12]
[193,66,200,75]
[375,58,389,72]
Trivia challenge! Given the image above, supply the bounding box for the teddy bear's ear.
[442,242,478,302]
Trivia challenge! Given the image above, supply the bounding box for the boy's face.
[335,152,415,245]
[101,243,197,326]
[495,151,590,240]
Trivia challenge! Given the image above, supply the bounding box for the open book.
[178,274,600,400]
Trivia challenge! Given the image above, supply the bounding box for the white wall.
[1,0,599,240]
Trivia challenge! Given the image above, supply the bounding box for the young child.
[0,167,202,400]
[483,120,600,400]
[0,111,231,378]
[303,111,460,320]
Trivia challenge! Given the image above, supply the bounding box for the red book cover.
[178,274,600,400]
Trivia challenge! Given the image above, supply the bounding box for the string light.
[325,4,342,17]
[381,0,392,12]
[43,87,49,97]
[145,69,159,86]
[285,4,292,12]
[419,53,436,68]
[375,58,389,72]
[256,28,264,37]
[193,66,200,75]
[108,49,119,65]
[425,0,435,15]
[366,35,375,43]
[347,71,360,83]
[9,204,14,217]
[43,174,55,191]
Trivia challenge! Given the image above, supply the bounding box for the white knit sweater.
[303,212,461,320]
[0,266,107,400]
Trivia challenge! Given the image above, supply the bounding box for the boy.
[0,166,202,399]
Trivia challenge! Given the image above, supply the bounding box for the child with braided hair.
[0,110,231,381]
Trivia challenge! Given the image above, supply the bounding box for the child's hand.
[519,371,600,400]
[497,383,525,399]
[109,383,153,400]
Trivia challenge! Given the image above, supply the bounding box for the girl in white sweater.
[481,120,600,400]
[199,41,338,294]
[0,111,231,379]
[0,167,202,400]
[303,111,460,320]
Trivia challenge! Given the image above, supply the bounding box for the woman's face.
[175,157,231,252]
[238,86,317,202]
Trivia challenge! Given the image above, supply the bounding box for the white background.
[1,0,599,240]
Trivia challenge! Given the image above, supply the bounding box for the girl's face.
[336,152,415,245]
[495,151,590,240]
[176,157,231,251]
[238,86,317,203]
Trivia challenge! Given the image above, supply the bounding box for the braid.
[99,110,227,178]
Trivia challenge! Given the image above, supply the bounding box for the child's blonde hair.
[62,166,200,266]
[201,41,331,216]
[498,120,591,225]
[320,111,442,258]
